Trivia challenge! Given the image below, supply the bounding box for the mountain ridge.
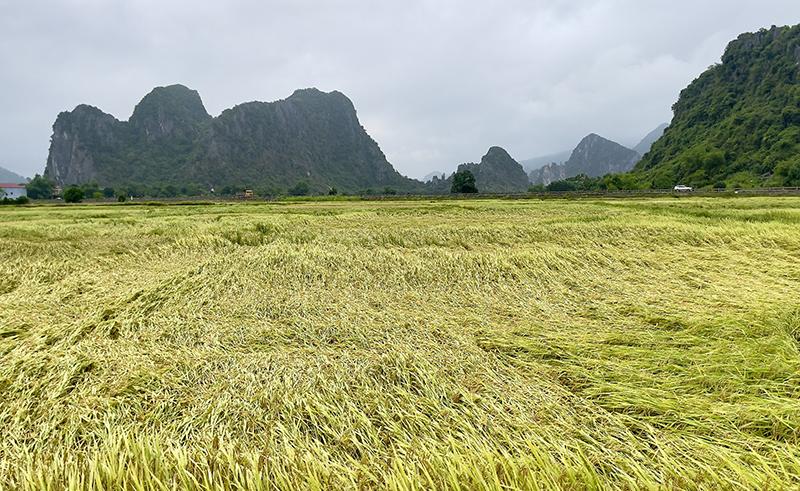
[45,84,422,193]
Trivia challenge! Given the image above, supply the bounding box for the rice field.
[1,196,799,490]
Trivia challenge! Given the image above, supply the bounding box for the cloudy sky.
[1,0,798,179]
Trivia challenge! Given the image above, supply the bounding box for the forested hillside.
[636,25,800,188]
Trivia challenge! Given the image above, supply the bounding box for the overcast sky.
[1,1,799,179]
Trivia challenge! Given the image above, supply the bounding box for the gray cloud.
[1,0,799,179]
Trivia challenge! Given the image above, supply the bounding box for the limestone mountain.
[530,134,640,185]
[45,84,420,193]
[457,147,529,193]
[428,147,529,193]
[0,165,26,183]
[633,123,668,156]
[635,24,800,187]
[566,134,641,176]
[129,85,212,145]
[529,162,567,186]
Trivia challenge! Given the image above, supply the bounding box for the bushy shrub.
[63,187,85,203]
[0,196,29,205]
[775,158,800,186]
[25,175,54,199]
[451,170,478,193]
[288,181,310,196]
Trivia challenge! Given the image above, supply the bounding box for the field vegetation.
[1,197,800,489]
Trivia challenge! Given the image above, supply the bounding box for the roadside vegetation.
[1,197,800,489]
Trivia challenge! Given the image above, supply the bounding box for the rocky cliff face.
[44,84,419,193]
[46,105,120,185]
[529,162,567,186]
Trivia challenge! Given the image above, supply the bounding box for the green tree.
[102,187,116,198]
[451,170,478,193]
[163,185,179,197]
[63,186,85,203]
[546,175,605,192]
[547,180,577,192]
[288,181,310,196]
[82,181,100,198]
[328,187,338,196]
[25,174,54,199]
[256,186,280,198]
[775,158,800,186]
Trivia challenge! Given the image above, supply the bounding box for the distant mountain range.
[0,165,27,183]
[528,125,666,186]
[38,23,800,195]
[519,150,572,173]
[422,171,447,182]
[44,85,423,194]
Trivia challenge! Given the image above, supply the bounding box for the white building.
[0,183,27,199]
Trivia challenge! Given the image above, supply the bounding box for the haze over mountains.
[519,151,572,174]
[633,123,669,156]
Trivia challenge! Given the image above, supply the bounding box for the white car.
[673,185,693,192]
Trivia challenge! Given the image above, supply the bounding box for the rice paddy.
[1,196,800,490]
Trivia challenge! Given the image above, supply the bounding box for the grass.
[1,196,799,490]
